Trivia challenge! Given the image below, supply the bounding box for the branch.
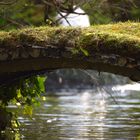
[0,0,17,5]
[0,15,24,28]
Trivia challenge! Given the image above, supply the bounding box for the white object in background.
[57,6,90,27]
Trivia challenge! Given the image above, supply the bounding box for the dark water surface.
[11,84,140,139]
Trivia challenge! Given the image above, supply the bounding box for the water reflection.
[79,91,107,140]
[7,84,140,140]
[112,83,140,92]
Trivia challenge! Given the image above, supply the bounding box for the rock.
[29,49,40,58]
[0,52,8,61]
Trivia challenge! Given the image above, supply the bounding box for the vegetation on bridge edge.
[0,22,140,59]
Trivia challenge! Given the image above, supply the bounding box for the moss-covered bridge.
[0,22,140,84]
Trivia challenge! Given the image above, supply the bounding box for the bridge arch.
[0,22,140,84]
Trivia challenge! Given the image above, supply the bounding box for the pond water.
[9,84,140,139]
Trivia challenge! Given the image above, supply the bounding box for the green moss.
[91,22,140,37]
[78,22,140,57]
[0,22,140,58]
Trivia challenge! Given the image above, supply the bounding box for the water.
[10,84,140,139]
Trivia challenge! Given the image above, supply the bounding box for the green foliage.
[131,7,140,20]
[0,75,46,132]
[79,47,89,56]
[0,0,45,30]
[0,0,140,30]
[0,76,46,106]
[0,106,21,138]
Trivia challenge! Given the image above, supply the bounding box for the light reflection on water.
[10,84,140,139]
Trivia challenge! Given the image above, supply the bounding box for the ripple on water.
[11,85,140,140]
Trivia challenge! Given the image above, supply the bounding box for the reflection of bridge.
[0,22,140,84]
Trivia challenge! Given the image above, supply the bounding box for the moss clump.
[78,22,140,58]
[0,22,140,58]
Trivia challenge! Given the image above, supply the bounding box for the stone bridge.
[0,22,140,84]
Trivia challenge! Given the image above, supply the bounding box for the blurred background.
[0,0,140,29]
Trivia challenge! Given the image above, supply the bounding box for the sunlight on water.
[7,83,140,140]
[112,83,140,92]
[76,90,107,140]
